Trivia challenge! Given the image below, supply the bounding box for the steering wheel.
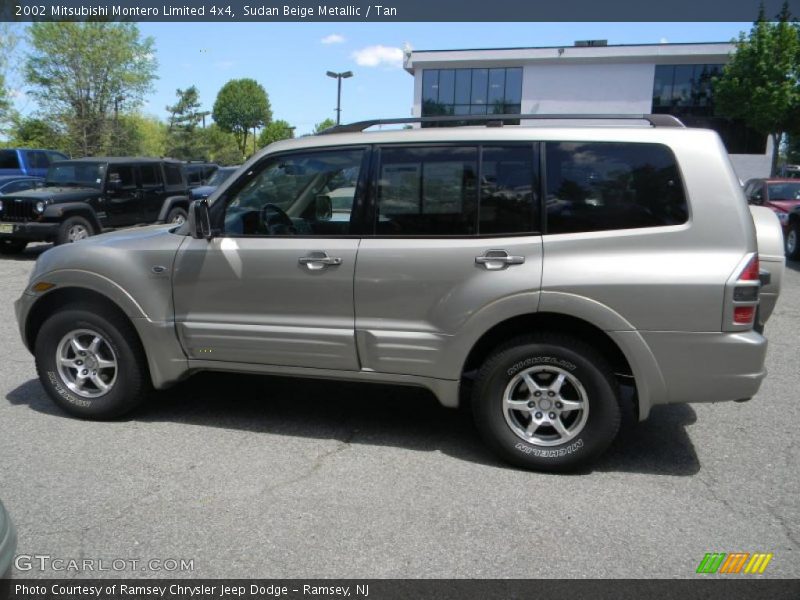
[260,203,296,235]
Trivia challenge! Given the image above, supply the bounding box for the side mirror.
[315,194,332,221]
[188,199,213,240]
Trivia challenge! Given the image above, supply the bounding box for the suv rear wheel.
[472,334,621,472]
[56,216,93,245]
[786,220,800,260]
[34,307,150,419]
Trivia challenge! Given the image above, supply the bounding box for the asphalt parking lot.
[0,244,798,579]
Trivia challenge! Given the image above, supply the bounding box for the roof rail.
[320,113,685,134]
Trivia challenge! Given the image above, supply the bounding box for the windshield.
[206,167,237,188]
[46,161,106,189]
[768,182,800,201]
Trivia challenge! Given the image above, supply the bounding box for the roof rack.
[321,113,685,134]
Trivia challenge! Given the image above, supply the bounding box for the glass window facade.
[652,64,766,154]
[421,67,523,125]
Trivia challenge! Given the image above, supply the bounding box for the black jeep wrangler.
[0,157,189,254]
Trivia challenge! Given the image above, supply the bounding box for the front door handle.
[298,251,343,270]
[475,249,525,270]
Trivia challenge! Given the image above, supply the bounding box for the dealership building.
[404,41,770,181]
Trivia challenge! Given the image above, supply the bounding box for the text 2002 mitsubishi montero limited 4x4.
[14,114,785,471]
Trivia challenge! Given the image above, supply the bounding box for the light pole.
[326,70,353,125]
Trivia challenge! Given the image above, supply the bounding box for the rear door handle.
[475,250,525,270]
[298,251,343,270]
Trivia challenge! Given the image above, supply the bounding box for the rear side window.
[107,165,136,189]
[0,150,20,169]
[164,164,184,186]
[376,146,478,235]
[545,142,687,234]
[480,145,539,234]
[139,164,161,187]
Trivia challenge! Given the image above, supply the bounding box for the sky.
[8,21,753,136]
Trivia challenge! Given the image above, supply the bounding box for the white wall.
[521,63,655,115]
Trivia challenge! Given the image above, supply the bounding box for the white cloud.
[321,34,345,44]
[659,37,669,44]
[351,45,404,68]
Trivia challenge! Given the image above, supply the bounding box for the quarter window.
[545,142,688,234]
[139,164,161,187]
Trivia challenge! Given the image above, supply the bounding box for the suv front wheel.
[34,307,151,419]
[56,216,94,245]
[472,334,621,472]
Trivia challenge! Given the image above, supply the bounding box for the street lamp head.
[341,71,353,78]
[326,71,338,78]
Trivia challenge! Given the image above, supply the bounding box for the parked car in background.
[184,161,218,188]
[0,157,189,254]
[189,166,239,200]
[0,499,16,582]
[744,178,800,258]
[14,114,785,472]
[0,148,69,178]
[778,164,799,179]
[0,176,44,195]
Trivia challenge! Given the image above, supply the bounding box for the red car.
[744,178,800,259]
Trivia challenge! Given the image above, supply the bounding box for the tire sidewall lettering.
[507,355,577,377]
[514,438,584,457]
[46,370,91,408]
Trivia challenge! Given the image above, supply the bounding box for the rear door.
[354,144,544,379]
[139,163,167,222]
[104,163,139,227]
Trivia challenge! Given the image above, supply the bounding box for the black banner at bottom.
[2,579,800,600]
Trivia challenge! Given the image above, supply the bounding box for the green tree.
[197,124,242,166]
[212,78,271,159]
[6,116,66,151]
[257,119,294,147]
[713,2,800,175]
[112,113,167,157]
[313,118,336,134]
[165,86,208,159]
[0,24,20,130]
[24,22,157,157]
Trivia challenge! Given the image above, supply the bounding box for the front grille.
[0,198,35,222]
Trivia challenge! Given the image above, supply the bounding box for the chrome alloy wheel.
[503,365,590,446]
[170,213,186,225]
[67,223,90,242]
[55,329,118,398]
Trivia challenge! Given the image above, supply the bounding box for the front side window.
[376,146,478,235]
[545,142,688,234]
[767,182,800,201]
[223,149,363,236]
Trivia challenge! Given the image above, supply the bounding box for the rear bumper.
[641,330,768,405]
[0,221,59,242]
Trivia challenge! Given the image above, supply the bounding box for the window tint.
[480,146,539,235]
[0,150,20,169]
[164,164,184,186]
[767,182,800,201]
[140,164,161,187]
[107,165,136,189]
[376,146,478,235]
[224,149,363,236]
[26,151,49,170]
[545,142,687,234]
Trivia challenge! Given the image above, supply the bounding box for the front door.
[104,164,140,227]
[139,163,167,222]
[172,147,368,370]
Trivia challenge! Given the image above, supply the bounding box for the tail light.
[724,255,760,330]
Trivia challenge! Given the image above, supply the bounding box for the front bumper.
[641,330,768,404]
[0,221,59,242]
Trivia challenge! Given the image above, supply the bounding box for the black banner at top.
[2,0,800,22]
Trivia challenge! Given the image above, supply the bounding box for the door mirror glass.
[315,194,332,221]
[189,199,212,239]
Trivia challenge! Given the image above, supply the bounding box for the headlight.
[776,211,789,224]
[34,201,45,213]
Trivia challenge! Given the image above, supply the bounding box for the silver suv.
[14,115,785,472]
